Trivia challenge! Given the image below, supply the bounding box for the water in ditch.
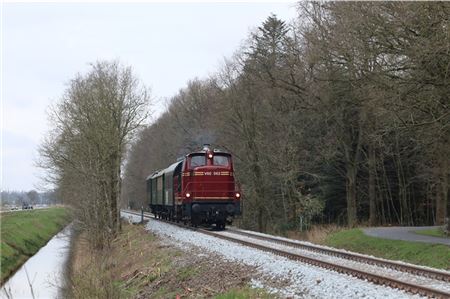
[1,225,72,299]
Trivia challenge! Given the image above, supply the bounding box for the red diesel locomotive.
[146,145,241,229]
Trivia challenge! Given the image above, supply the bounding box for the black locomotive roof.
[145,160,182,181]
[187,146,229,156]
[145,171,160,181]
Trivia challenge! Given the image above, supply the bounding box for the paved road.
[363,226,450,246]
[0,206,50,214]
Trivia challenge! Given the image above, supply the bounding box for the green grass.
[414,227,448,238]
[325,228,450,270]
[0,207,70,282]
[215,287,272,299]
[177,265,199,281]
[151,286,181,299]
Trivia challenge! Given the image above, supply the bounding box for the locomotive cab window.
[213,155,230,166]
[190,155,206,168]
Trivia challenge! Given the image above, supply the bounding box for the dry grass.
[68,222,266,298]
[286,224,343,244]
[69,222,169,299]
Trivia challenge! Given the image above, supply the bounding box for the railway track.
[122,209,450,298]
[225,228,450,283]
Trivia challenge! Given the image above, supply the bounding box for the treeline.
[1,190,59,206]
[123,2,449,232]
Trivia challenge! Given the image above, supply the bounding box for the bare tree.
[39,61,150,248]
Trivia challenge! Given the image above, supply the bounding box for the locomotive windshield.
[213,155,230,166]
[190,155,206,167]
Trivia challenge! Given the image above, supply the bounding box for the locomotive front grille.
[183,181,237,200]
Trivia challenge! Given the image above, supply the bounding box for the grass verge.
[414,227,448,238]
[324,228,450,270]
[69,222,271,298]
[0,207,71,283]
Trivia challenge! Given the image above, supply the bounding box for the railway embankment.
[67,221,268,298]
[0,207,71,283]
[121,212,450,298]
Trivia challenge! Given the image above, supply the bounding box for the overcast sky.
[1,2,298,191]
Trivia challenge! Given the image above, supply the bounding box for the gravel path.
[121,212,423,298]
[363,226,450,246]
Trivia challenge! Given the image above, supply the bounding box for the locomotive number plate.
[202,172,222,176]
[193,171,231,176]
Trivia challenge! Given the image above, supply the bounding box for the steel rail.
[225,228,450,283]
[201,229,450,299]
[122,210,450,298]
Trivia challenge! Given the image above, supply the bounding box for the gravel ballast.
[121,212,425,298]
[216,231,450,293]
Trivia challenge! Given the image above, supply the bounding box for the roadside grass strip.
[325,228,450,270]
[414,228,448,239]
[0,207,70,283]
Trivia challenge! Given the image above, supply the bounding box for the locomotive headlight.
[208,153,213,159]
[235,192,241,198]
[186,192,191,198]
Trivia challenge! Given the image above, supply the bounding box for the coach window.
[213,155,229,166]
[190,155,206,167]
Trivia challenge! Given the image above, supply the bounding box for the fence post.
[141,206,144,224]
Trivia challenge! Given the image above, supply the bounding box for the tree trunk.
[435,156,449,225]
[281,182,288,223]
[368,145,377,226]
[257,206,264,233]
[346,166,357,227]
[250,149,266,232]
[435,177,448,225]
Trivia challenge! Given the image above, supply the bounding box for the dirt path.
[363,226,450,246]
